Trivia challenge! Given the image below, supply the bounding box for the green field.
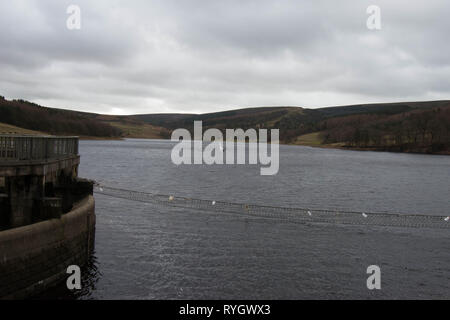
[293,132,323,146]
[106,121,168,139]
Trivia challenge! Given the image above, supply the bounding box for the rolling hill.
[0,96,168,139]
[0,95,449,154]
[132,101,450,153]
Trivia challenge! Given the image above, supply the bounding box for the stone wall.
[0,195,95,299]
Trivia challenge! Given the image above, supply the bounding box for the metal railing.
[0,135,79,161]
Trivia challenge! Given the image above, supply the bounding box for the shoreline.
[78,136,124,141]
[81,135,450,156]
[292,143,450,156]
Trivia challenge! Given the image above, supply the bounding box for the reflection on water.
[37,254,101,300]
[39,139,450,299]
[75,253,102,300]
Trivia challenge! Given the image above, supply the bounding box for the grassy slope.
[133,107,301,128]
[93,114,169,139]
[0,98,169,139]
[292,132,347,149]
[292,132,323,146]
[106,121,167,139]
[0,122,43,135]
[0,98,121,137]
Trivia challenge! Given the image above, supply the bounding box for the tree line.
[321,107,450,153]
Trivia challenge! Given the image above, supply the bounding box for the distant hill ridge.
[0,95,449,154]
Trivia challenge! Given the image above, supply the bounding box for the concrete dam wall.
[0,195,95,299]
[0,135,96,299]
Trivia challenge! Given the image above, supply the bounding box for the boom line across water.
[93,184,450,230]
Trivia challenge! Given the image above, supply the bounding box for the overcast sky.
[0,0,449,115]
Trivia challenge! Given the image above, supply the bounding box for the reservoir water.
[45,139,450,299]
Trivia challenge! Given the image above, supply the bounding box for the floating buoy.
[169,196,174,201]
[212,201,216,205]
[445,217,449,222]
[307,211,312,216]
[362,213,368,218]
[99,187,104,192]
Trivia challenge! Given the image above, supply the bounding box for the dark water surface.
[48,139,450,299]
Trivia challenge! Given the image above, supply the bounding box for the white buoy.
[307,211,312,216]
[169,196,174,201]
[99,187,104,192]
[212,201,216,205]
[362,213,368,218]
[445,217,449,222]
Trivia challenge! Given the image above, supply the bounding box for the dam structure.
[0,135,95,299]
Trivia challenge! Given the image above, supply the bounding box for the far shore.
[294,143,450,156]
[79,136,124,141]
[80,135,450,156]
[2,124,447,156]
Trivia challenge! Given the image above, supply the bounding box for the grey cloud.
[0,0,449,114]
